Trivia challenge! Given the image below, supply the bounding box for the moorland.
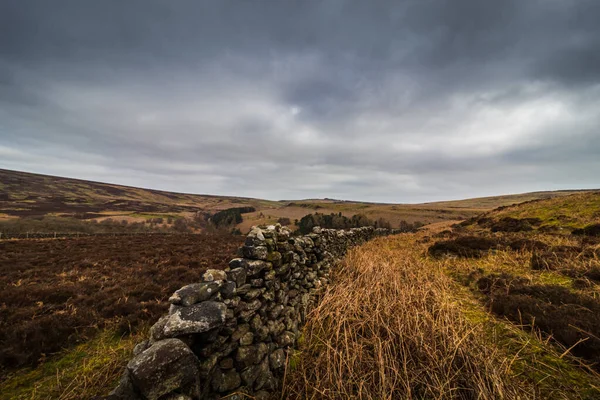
[1,169,599,399]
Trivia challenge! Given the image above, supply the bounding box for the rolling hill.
[0,168,595,232]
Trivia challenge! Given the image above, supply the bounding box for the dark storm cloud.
[0,0,599,202]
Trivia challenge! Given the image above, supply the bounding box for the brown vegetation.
[285,237,528,399]
[477,274,600,369]
[0,234,242,377]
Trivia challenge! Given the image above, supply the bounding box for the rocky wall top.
[108,225,397,400]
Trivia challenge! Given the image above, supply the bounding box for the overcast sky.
[1,1,599,203]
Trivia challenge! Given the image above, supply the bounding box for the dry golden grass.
[284,236,531,399]
[0,327,147,400]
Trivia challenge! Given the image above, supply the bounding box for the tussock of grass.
[284,237,528,399]
[0,327,145,400]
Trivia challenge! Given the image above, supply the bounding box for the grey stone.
[133,340,149,356]
[229,258,272,276]
[244,288,265,300]
[240,331,254,346]
[245,227,266,246]
[269,348,286,370]
[241,246,268,260]
[161,395,192,400]
[149,316,169,342]
[107,370,140,400]
[203,269,227,282]
[163,302,226,337]
[236,284,252,295]
[168,281,222,306]
[255,342,268,362]
[249,314,262,331]
[236,346,259,369]
[266,251,283,267]
[219,357,234,369]
[231,324,250,341]
[226,267,247,287]
[127,339,199,400]
[255,390,272,400]
[254,358,275,391]
[268,305,285,320]
[240,364,260,387]
[220,281,236,299]
[277,331,296,347]
[198,354,219,378]
[212,369,242,393]
[251,278,264,287]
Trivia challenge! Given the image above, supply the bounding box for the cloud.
[0,0,599,202]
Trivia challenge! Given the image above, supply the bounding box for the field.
[2,170,599,399]
[0,234,242,399]
[285,193,600,399]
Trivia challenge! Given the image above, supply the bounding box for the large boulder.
[127,339,199,400]
[162,301,227,337]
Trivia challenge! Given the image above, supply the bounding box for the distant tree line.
[0,206,255,236]
[209,207,256,227]
[296,212,423,234]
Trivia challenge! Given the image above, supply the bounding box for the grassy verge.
[285,236,529,399]
[0,327,145,400]
[284,234,600,399]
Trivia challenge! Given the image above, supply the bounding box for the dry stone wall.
[108,225,397,400]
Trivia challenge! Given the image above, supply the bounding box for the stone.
[127,339,199,400]
[161,395,192,400]
[255,390,272,400]
[168,281,222,306]
[236,284,252,295]
[219,357,235,369]
[212,369,242,393]
[203,269,227,282]
[236,346,259,369]
[198,354,219,378]
[240,331,254,346]
[251,278,264,287]
[229,258,272,276]
[220,281,236,299]
[266,251,283,267]
[245,227,266,246]
[241,246,269,260]
[249,314,262,331]
[149,316,169,342]
[106,370,140,400]
[269,348,286,370]
[244,288,265,300]
[255,342,268,362]
[231,324,250,341]
[267,320,286,336]
[245,299,262,312]
[268,305,284,320]
[254,358,275,391]
[133,340,149,356]
[240,364,261,387]
[162,302,226,337]
[226,267,247,287]
[256,326,270,342]
[277,331,296,347]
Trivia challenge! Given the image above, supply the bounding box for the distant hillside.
[0,168,595,232]
[0,169,275,218]
[475,191,600,232]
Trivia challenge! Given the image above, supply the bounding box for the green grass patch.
[0,328,145,400]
